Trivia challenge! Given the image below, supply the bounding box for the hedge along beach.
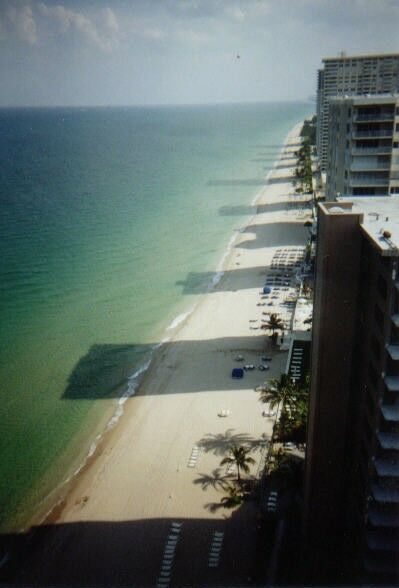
[11,118,312,587]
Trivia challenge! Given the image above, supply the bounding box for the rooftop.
[323,52,399,63]
[335,197,399,256]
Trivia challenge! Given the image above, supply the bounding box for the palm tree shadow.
[193,468,230,492]
[198,429,263,456]
[204,501,226,513]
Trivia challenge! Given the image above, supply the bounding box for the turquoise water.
[0,102,312,531]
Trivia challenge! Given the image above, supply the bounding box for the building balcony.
[378,431,399,451]
[386,345,399,361]
[368,505,399,528]
[366,529,399,552]
[354,113,395,123]
[353,130,393,139]
[350,162,391,172]
[351,147,393,156]
[384,376,399,392]
[372,483,399,503]
[374,457,399,477]
[381,404,399,422]
[350,175,390,186]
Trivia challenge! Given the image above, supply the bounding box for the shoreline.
[10,119,311,586]
[21,120,304,536]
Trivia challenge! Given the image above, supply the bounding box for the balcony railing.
[351,147,393,155]
[374,457,399,477]
[384,376,399,392]
[368,505,399,528]
[387,345,399,361]
[353,130,393,139]
[350,175,390,186]
[381,404,399,422]
[351,162,391,172]
[378,431,399,450]
[354,113,395,122]
[372,483,399,503]
[392,315,399,328]
[366,529,399,551]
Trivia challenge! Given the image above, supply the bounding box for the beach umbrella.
[263,286,272,294]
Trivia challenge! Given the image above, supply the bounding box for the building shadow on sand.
[218,201,304,217]
[61,333,272,401]
[0,508,265,587]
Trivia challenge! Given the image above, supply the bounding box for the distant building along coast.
[316,53,399,171]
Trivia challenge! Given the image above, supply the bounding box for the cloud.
[141,27,166,41]
[176,28,211,45]
[102,6,119,33]
[37,3,121,52]
[6,4,37,45]
[224,5,246,22]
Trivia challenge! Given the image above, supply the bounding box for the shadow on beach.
[59,220,306,401]
[236,222,307,250]
[251,143,285,148]
[197,428,266,456]
[250,157,276,163]
[61,334,273,400]
[0,508,262,587]
[207,171,294,188]
[267,176,294,185]
[218,201,303,216]
[207,178,270,187]
[176,265,271,294]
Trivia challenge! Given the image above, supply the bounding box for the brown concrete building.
[303,199,399,584]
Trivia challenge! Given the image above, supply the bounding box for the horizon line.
[0,98,313,110]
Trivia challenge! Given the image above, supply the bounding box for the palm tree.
[220,444,255,484]
[258,373,297,412]
[261,313,284,336]
[220,484,244,509]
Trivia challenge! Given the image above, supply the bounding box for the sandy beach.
[13,122,310,587]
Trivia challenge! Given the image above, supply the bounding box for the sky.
[1,0,399,107]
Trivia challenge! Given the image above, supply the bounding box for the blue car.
[231,368,244,379]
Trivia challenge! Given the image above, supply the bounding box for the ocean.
[0,102,312,531]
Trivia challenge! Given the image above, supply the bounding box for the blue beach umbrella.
[263,286,272,294]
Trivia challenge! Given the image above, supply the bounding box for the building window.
[391,187,399,194]
[393,141,399,148]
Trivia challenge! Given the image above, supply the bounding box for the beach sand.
[13,123,310,587]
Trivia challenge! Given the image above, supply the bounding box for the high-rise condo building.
[326,94,399,200]
[303,199,399,585]
[316,53,399,171]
